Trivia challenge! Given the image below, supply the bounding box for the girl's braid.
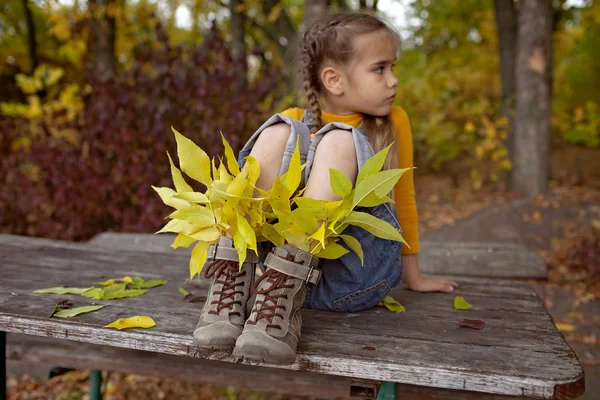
[300,19,342,135]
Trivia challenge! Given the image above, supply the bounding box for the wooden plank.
[0,236,584,399]
[84,232,547,279]
[6,334,363,399]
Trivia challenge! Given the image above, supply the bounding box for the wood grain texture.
[84,232,547,278]
[0,235,583,399]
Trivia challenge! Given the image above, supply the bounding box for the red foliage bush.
[0,25,284,241]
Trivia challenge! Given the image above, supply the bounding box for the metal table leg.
[376,381,396,400]
[90,370,102,400]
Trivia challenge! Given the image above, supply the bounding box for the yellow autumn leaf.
[167,152,193,193]
[104,316,157,330]
[356,192,393,207]
[233,229,248,266]
[172,127,212,185]
[96,276,133,286]
[218,162,232,184]
[169,206,215,228]
[353,169,405,209]
[157,219,198,235]
[379,295,405,313]
[170,233,196,249]
[189,226,221,242]
[227,169,249,197]
[314,241,349,258]
[189,240,210,279]
[243,155,260,188]
[237,213,257,253]
[454,296,472,310]
[281,138,302,194]
[152,186,191,209]
[309,222,326,249]
[221,132,240,176]
[555,322,576,332]
[172,191,209,204]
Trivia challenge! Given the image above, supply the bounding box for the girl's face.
[330,30,399,116]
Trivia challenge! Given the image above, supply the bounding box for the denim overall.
[237,110,403,313]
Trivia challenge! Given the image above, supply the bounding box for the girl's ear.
[320,66,344,96]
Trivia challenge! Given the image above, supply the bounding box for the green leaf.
[261,223,285,247]
[357,193,394,207]
[80,288,104,300]
[53,305,107,318]
[179,287,190,296]
[379,295,405,313]
[152,186,191,209]
[190,241,210,279]
[355,144,393,187]
[131,279,167,289]
[353,169,404,209]
[221,132,241,176]
[167,152,193,193]
[315,242,349,258]
[340,234,364,265]
[344,211,406,243]
[102,289,148,300]
[454,296,472,310]
[329,168,353,198]
[173,127,212,185]
[293,197,328,221]
[33,287,92,295]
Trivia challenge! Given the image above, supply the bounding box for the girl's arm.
[401,254,459,293]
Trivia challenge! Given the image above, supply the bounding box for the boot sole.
[232,346,296,365]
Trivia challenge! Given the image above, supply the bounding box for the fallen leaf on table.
[105,316,157,330]
[555,322,576,332]
[49,299,73,317]
[178,287,190,296]
[52,305,107,318]
[34,287,92,295]
[80,288,105,300]
[454,296,472,310]
[95,277,133,286]
[363,346,376,351]
[183,294,207,303]
[378,295,405,313]
[130,277,168,289]
[458,319,485,330]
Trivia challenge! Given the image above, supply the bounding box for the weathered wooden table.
[0,234,585,399]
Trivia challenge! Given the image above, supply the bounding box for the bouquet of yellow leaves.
[153,128,411,280]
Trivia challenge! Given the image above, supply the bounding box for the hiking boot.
[193,236,259,350]
[232,244,320,364]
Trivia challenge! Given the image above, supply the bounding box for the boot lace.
[248,255,297,330]
[204,259,247,317]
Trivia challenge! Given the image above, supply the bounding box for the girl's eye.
[375,66,384,74]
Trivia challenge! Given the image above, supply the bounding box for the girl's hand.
[402,275,459,293]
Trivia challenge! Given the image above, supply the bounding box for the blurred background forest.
[0,0,598,241]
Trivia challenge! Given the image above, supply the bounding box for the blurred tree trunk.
[21,0,38,73]
[358,0,378,10]
[305,0,329,29]
[230,0,247,91]
[512,0,553,195]
[493,0,518,170]
[87,0,117,79]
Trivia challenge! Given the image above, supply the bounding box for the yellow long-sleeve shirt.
[281,106,420,255]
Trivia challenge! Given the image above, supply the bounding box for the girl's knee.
[315,129,357,160]
[251,122,291,159]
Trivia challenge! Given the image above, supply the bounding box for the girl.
[193,12,459,365]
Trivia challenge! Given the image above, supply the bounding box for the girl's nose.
[388,73,399,88]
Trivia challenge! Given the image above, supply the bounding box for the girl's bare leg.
[304,129,358,201]
[248,123,291,192]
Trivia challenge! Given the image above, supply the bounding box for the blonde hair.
[298,12,401,170]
